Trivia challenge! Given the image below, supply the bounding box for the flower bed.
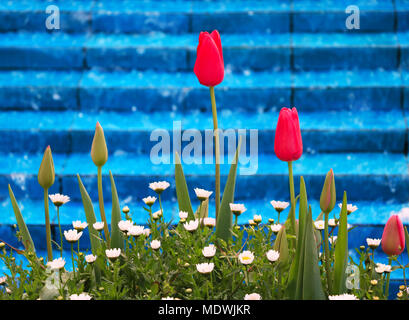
[1,30,408,301]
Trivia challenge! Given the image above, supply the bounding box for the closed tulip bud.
[38,146,55,189]
[382,215,405,256]
[320,169,336,214]
[91,122,108,167]
[193,30,224,87]
[274,107,303,162]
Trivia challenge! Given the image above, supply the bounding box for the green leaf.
[273,225,289,269]
[8,184,36,254]
[109,171,123,249]
[215,137,242,242]
[175,152,194,220]
[194,198,209,221]
[333,191,349,294]
[77,175,102,255]
[298,206,326,300]
[287,176,308,298]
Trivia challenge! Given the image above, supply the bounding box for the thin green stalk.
[324,212,332,293]
[210,86,220,220]
[44,189,53,261]
[385,256,393,299]
[158,194,163,223]
[56,206,63,258]
[71,243,76,278]
[234,214,238,227]
[98,166,110,245]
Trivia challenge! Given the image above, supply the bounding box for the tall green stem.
[44,189,53,261]
[210,86,220,220]
[385,256,393,299]
[56,206,63,258]
[324,212,333,293]
[71,243,76,278]
[287,161,296,236]
[98,166,110,245]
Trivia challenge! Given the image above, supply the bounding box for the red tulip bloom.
[274,107,303,162]
[193,30,224,87]
[381,215,405,256]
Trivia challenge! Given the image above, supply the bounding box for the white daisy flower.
[248,219,256,226]
[366,238,381,249]
[179,211,189,219]
[153,209,163,217]
[244,293,261,300]
[162,297,176,300]
[49,193,70,207]
[69,293,92,300]
[194,188,213,201]
[47,257,66,270]
[93,221,104,231]
[72,220,88,231]
[202,244,216,258]
[143,228,151,237]
[266,250,280,262]
[329,236,337,245]
[151,240,161,250]
[229,203,247,216]
[85,254,97,264]
[328,219,338,227]
[196,263,214,274]
[122,206,130,214]
[375,263,392,274]
[64,229,83,243]
[203,217,216,228]
[0,276,7,285]
[106,248,121,260]
[314,220,325,230]
[238,251,255,265]
[338,203,358,214]
[118,220,133,232]
[149,181,170,194]
[270,200,289,212]
[127,225,145,237]
[253,215,262,223]
[143,196,157,206]
[184,219,199,232]
[328,294,359,300]
[270,224,282,233]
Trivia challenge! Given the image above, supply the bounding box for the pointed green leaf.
[299,206,326,300]
[215,137,242,242]
[333,191,349,294]
[287,176,307,298]
[77,175,101,255]
[195,198,209,221]
[8,185,36,254]
[273,225,289,268]
[109,171,122,249]
[175,152,194,220]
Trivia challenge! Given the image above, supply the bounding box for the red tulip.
[193,30,224,87]
[381,215,405,256]
[274,107,303,162]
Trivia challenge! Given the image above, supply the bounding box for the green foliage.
[109,171,123,249]
[215,137,242,242]
[8,185,36,254]
[175,152,194,220]
[333,191,349,294]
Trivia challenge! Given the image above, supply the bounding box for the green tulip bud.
[91,122,108,167]
[319,168,336,214]
[38,146,55,189]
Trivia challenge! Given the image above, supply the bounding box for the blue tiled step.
[1,1,407,34]
[0,70,403,111]
[2,152,408,202]
[0,110,405,154]
[0,32,405,71]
